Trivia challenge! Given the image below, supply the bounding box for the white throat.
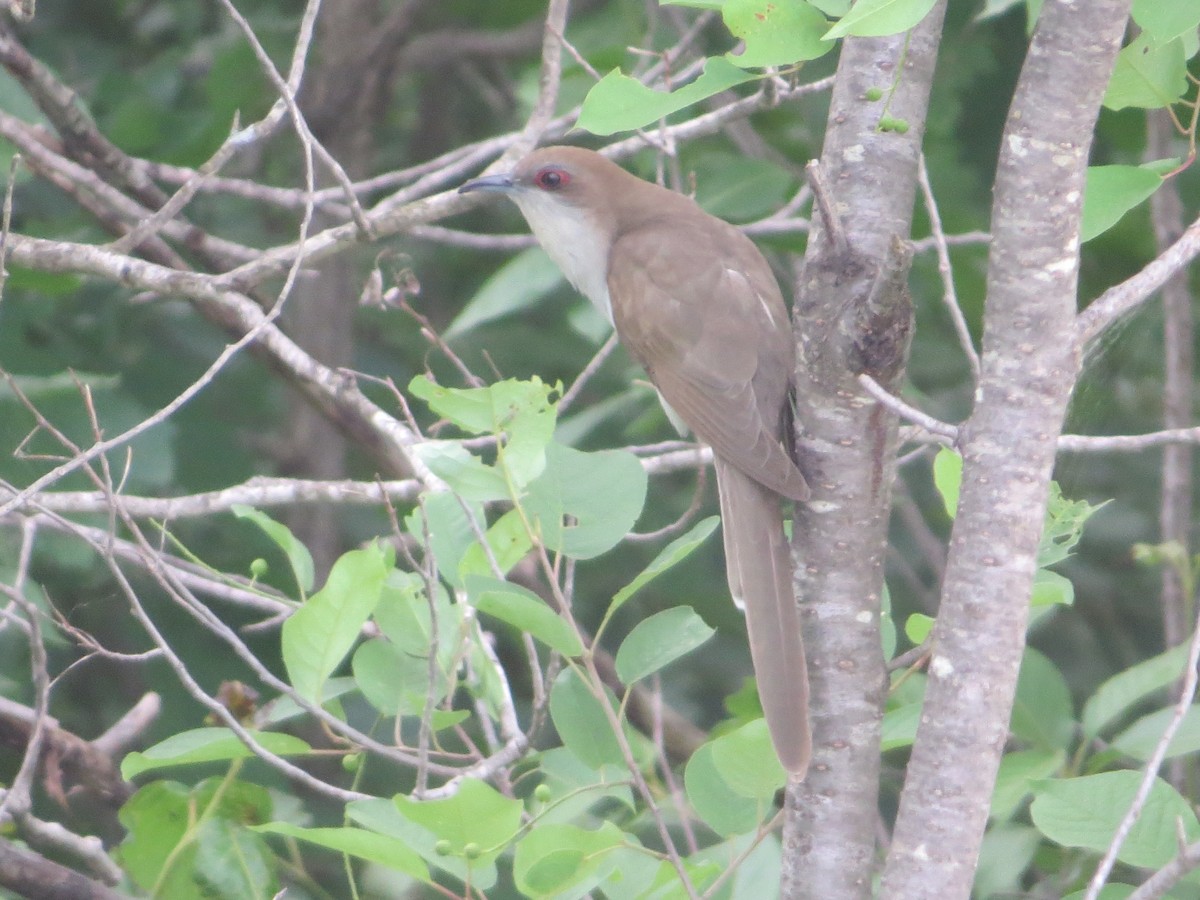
[512,192,613,324]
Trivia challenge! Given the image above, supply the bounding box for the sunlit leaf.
[1081,164,1163,242]
[824,0,939,39]
[467,575,584,656]
[723,0,831,68]
[1103,34,1188,111]
[281,545,390,702]
[577,57,757,136]
[121,728,311,780]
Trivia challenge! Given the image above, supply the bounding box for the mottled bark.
[782,5,946,897]
[880,2,1131,895]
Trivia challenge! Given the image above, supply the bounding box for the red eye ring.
[534,167,569,190]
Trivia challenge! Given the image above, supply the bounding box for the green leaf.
[1103,34,1188,111]
[1112,705,1200,762]
[116,782,193,891]
[281,545,390,702]
[393,779,523,865]
[408,377,559,492]
[535,748,636,826]
[990,748,1065,822]
[121,728,312,780]
[722,0,832,68]
[458,507,534,580]
[1081,165,1163,243]
[513,822,624,898]
[880,583,897,661]
[446,248,565,338]
[406,492,484,590]
[975,824,1043,900]
[524,443,648,560]
[410,441,510,501]
[410,376,556,438]
[881,701,921,751]
[684,743,767,836]
[549,669,626,770]
[823,0,939,39]
[252,823,428,881]
[352,637,452,717]
[348,795,495,889]
[1132,0,1200,46]
[431,709,470,731]
[467,575,584,656]
[1082,642,1191,738]
[1030,772,1200,868]
[810,0,851,13]
[614,606,714,684]
[232,505,315,594]
[374,570,459,662]
[609,516,720,616]
[577,57,757,137]
[194,817,278,900]
[709,718,788,797]
[903,612,934,645]
[1031,569,1074,607]
[1011,649,1074,750]
[260,678,358,726]
[1038,483,1104,568]
[932,448,961,519]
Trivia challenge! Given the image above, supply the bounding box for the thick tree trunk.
[880,2,1131,895]
[782,5,946,897]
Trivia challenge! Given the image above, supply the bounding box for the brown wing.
[607,216,808,501]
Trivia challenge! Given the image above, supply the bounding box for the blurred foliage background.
[0,0,1194,894]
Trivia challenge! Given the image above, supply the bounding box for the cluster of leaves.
[575,0,942,135]
[891,450,1200,897]
[110,378,788,898]
[113,398,1199,898]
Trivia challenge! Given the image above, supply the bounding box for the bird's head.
[459,146,633,316]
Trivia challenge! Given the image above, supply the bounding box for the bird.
[459,146,811,778]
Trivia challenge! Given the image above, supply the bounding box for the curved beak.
[458,173,515,194]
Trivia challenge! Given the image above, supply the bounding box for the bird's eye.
[534,167,568,190]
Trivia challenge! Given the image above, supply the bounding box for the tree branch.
[881,2,1132,894]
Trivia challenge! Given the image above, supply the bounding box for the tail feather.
[715,458,811,778]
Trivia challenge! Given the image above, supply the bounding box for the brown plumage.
[461,147,811,777]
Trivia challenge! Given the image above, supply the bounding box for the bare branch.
[1076,209,1200,348]
[918,153,980,380]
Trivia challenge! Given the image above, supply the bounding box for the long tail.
[715,458,811,778]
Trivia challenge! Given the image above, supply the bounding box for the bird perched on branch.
[460,146,811,779]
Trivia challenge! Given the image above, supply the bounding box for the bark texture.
[880,2,1132,895]
[782,5,946,897]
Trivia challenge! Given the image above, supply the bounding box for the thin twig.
[1084,604,1200,898]
[1076,209,1200,348]
[857,374,960,443]
[917,153,980,380]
